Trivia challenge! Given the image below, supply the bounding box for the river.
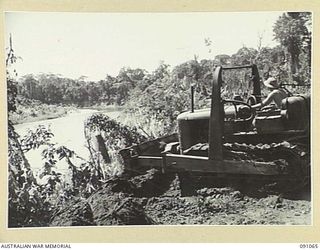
[14,109,121,181]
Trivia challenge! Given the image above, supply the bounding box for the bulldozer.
[119,64,310,194]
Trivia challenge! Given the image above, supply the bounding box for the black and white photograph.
[6,11,312,228]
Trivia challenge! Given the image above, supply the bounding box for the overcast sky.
[5,12,284,81]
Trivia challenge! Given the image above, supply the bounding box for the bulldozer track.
[182,141,310,195]
[185,141,309,175]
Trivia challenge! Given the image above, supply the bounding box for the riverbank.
[81,103,123,112]
[9,96,124,125]
[9,97,75,125]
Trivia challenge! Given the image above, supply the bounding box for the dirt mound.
[50,199,96,227]
[89,193,154,225]
[50,175,156,226]
[87,177,155,225]
[129,169,176,197]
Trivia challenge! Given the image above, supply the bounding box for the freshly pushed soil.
[50,199,96,226]
[50,169,311,226]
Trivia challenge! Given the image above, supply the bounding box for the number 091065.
[300,244,319,248]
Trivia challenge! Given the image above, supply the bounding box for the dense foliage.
[17,68,147,106]
[9,123,93,226]
[273,12,312,84]
[84,113,147,175]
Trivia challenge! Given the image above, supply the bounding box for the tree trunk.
[93,133,111,164]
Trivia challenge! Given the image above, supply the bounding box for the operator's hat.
[263,77,279,89]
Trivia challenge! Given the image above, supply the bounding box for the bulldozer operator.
[252,77,289,110]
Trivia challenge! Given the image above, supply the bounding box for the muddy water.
[14,109,121,181]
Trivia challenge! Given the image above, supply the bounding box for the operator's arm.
[252,90,277,109]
